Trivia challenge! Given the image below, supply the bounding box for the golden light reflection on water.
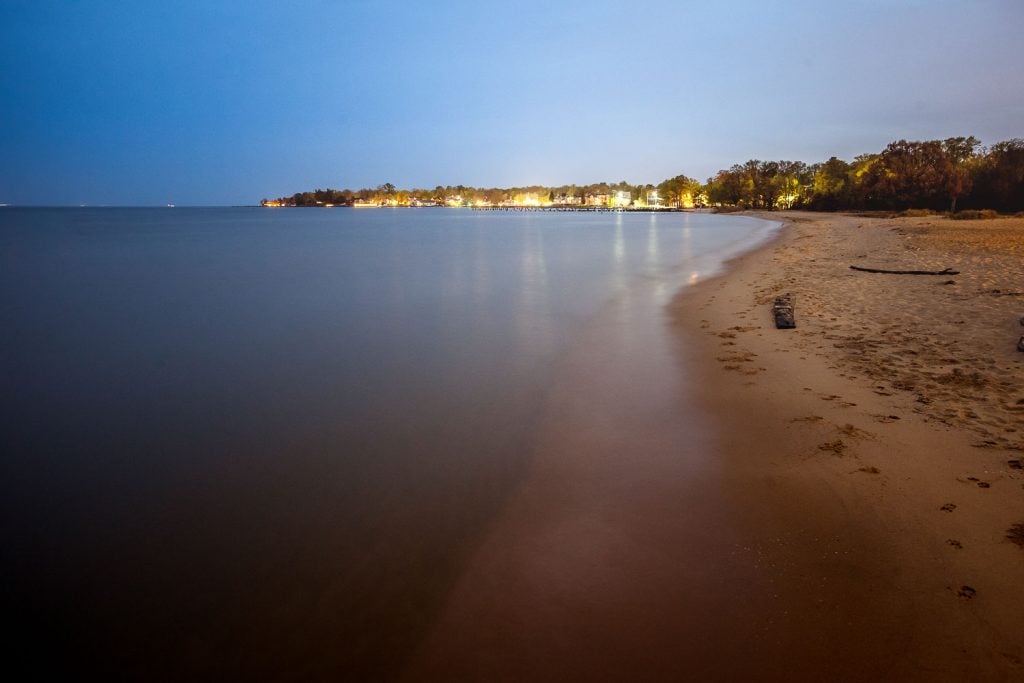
[611,212,626,294]
[517,224,552,353]
[646,213,659,267]
[472,226,492,310]
[681,225,693,262]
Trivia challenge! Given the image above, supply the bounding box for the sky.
[2,0,1023,206]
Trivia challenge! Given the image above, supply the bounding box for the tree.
[942,137,980,212]
[860,140,954,210]
[970,139,1024,212]
[657,174,701,207]
[810,157,852,209]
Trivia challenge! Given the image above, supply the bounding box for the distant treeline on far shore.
[262,136,1024,214]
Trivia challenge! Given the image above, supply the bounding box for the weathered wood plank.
[849,265,960,275]
[772,294,795,329]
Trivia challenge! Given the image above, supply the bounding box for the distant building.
[517,192,542,207]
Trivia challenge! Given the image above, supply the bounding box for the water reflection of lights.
[646,213,659,266]
[472,228,491,309]
[611,212,627,294]
[614,212,625,264]
[517,226,552,353]
[522,226,548,289]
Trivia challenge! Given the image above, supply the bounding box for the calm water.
[0,207,777,679]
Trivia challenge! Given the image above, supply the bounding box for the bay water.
[0,207,777,678]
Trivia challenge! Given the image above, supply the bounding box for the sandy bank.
[672,211,1024,679]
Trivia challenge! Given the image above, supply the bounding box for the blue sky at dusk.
[2,0,1023,206]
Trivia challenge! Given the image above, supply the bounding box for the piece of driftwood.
[849,265,960,275]
[772,294,795,329]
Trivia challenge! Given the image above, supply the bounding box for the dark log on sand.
[773,294,795,329]
[849,265,960,275]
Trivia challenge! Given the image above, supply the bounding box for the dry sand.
[404,211,1023,681]
[672,210,1024,679]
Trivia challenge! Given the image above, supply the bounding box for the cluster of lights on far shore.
[264,189,707,209]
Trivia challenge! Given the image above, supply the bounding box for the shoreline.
[400,214,801,680]
[670,210,1023,678]
[400,210,1022,680]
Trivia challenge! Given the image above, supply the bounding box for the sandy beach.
[404,211,1023,681]
[671,210,1024,679]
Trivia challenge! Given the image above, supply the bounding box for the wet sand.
[403,212,1024,680]
[402,233,785,681]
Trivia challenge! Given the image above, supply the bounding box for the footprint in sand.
[816,393,858,408]
[946,539,963,549]
[717,352,761,375]
[818,439,846,456]
[721,365,761,375]
[838,423,874,439]
[940,503,957,512]
[957,585,977,599]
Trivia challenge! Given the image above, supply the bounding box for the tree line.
[263,136,1024,213]
[707,137,1023,213]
